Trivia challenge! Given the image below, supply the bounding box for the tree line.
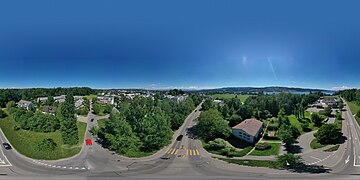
[0,87,95,107]
[98,95,200,155]
[196,92,322,142]
[7,94,79,145]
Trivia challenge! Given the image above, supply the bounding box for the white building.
[232,119,264,143]
[17,100,35,110]
[97,96,114,105]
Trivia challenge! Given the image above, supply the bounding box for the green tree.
[315,124,342,144]
[228,114,243,127]
[6,101,16,110]
[338,100,344,111]
[139,107,173,151]
[100,114,141,154]
[277,153,302,168]
[311,112,323,127]
[0,109,6,118]
[37,138,57,151]
[45,96,55,106]
[202,99,213,111]
[58,95,79,145]
[197,109,231,141]
[278,126,297,148]
[324,106,332,117]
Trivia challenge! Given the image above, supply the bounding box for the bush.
[36,138,57,152]
[0,109,6,118]
[255,142,272,150]
[206,138,227,151]
[13,124,20,131]
[277,153,302,168]
[301,123,311,132]
[90,126,99,136]
[267,125,278,131]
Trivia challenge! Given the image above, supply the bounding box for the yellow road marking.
[171,148,177,154]
[192,150,196,156]
[189,149,193,156]
[174,149,179,155]
[186,149,189,156]
[166,148,172,154]
[196,149,200,155]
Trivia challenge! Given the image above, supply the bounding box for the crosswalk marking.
[166,148,172,154]
[166,148,200,156]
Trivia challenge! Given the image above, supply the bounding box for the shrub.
[255,142,272,150]
[0,109,6,118]
[13,124,20,131]
[206,138,227,151]
[37,138,57,152]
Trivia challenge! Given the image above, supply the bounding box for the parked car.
[2,143,11,150]
[90,118,94,122]
[85,139,92,145]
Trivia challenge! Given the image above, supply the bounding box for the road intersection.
[1,102,360,179]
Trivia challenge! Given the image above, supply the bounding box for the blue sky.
[1,0,360,90]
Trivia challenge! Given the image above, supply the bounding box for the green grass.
[84,94,97,100]
[0,117,87,160]
[348,101,360,125]
[122,150,157,158]
[219,158,281,169]
[250,143,281,156]
[324,144,340,152]
[288,112,317,134]
[310,139,326,149]
[210,94,251,102]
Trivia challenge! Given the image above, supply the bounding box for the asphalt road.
[1,101,360,179]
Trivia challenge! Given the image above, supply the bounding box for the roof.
[18,100,33,106]
[41,106,57,113]
[232,119,263,136]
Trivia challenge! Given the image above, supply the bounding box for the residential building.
[232,118,264,143]
[37,97,48,103]
[41,106,57,115]
[97,96,114,105]
[17,100,35,110]
[54,95,66,103]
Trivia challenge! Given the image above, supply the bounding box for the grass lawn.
[250,143,281,156]
[288,112,316,134]
[210,94,252,102]
[324,144,340,152]
[0,117,87,160]
[348,101,360,125]
[310,139,326,149]
[84,94,97,100]
[219,158,281,169]
[202,139,253,157]
[122,150,157,158]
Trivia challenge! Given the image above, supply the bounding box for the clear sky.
[1,0,360,90]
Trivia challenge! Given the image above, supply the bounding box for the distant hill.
[193,86,334,94]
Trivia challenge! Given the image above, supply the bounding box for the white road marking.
[309,156,321,161]
[345,155,350,164]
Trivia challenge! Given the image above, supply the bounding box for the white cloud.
[330,86,356,91]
